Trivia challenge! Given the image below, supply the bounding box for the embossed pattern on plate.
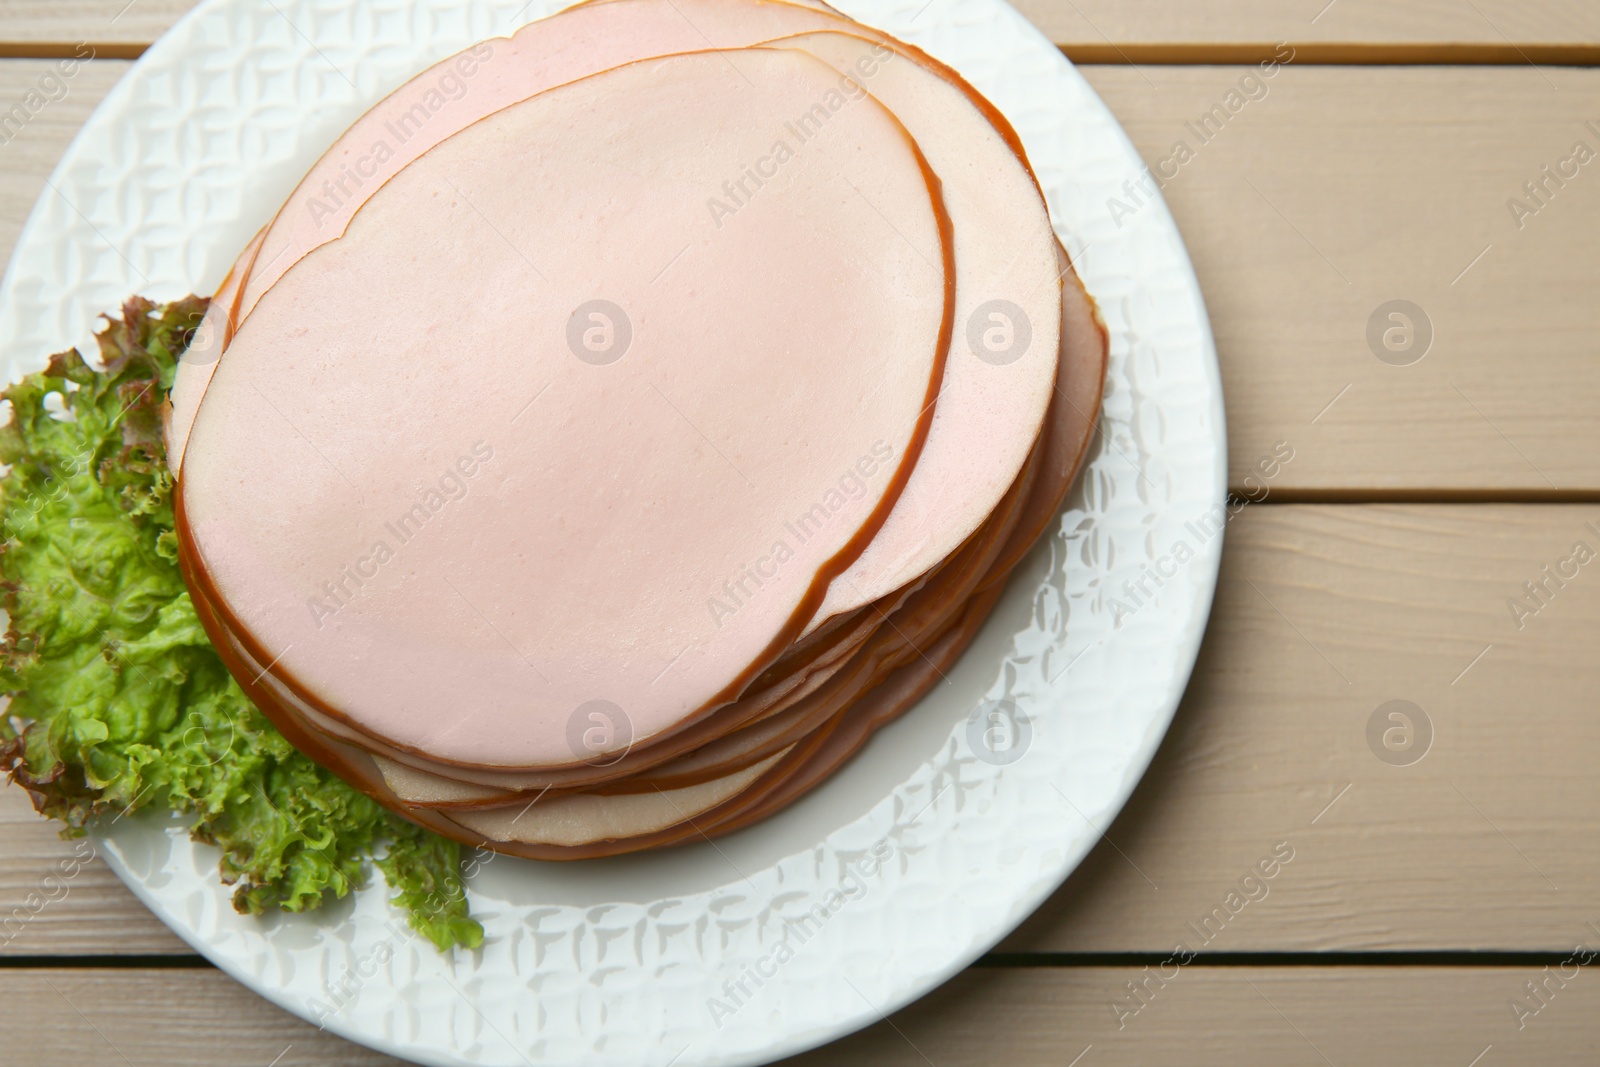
[0,1,1225,1063]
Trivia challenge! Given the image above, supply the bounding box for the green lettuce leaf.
[0,296,481,952]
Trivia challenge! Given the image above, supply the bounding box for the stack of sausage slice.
[168,0,1107,859]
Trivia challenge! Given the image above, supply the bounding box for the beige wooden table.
[4,1,1600,1063]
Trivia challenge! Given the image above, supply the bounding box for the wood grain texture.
[1077,64,1600,495]
[0,968,410,1065]
[0,1,192,53]
[4,964,1597,1065]
[1008,503,1600,951]
[1017,0,1600,53]
[2,0,1599,54]
[6,505,1600,955]
[0,786,187,955]
[779,964,1600,1065]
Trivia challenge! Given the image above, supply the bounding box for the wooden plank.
[1006,503,1600,952]
[8,64,1600,493]
[3,0,1600,55]
[0,784,186,954]
[0,968,408,1065]
[0,1,191,55]
[1077,65,1600,494]
[3,964,1597,1065]
[6,504,1600,955]
[1017,0,1600,58]
[782,965,1600,1065]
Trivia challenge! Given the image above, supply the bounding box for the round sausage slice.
[179,47,951,769]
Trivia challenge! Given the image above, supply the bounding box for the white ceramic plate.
[0,1,1225,1063]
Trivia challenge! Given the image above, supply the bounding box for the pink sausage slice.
[230,0,872,327]
[189,25,1062,792]
[445,748,790,847]
[164,227,263,473]
[180,48,950,769]
[781,32,1061,627]
[179,12,1062,632]
[167,0,885,475]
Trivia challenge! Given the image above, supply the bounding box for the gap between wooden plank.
[1068,42,1600,65]
[0,950,1586,969]
[978,951,1594,967]
[0,954,212,968]
[0,43,145,60]
[5,41,1600,64]
[1250,489,1600,504]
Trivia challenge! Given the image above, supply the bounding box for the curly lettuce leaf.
[0,296,481,952]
